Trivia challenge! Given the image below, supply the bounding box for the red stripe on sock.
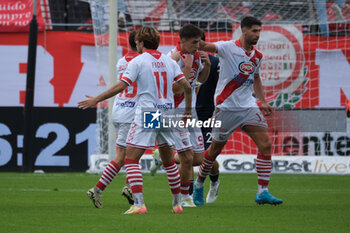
[204,150,216,161]
[125,159,143,193]
[180,181,190,195]
[257,152,271,160]
[95,161,121,191]
[124,158,139,164]
[110,160,121,172]
[96,181,105,190]
[163,160,180,194]
[197,150,215,181]
[256,153,272,186]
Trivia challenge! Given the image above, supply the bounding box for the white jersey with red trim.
[121,49,185,113]
[167,44,203,110]
[214,40,263,110]
[112,52,139,123]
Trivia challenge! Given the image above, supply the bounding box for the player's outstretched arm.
[178,78,192,120]
[78,80,128,109]
[254,74,273,116]
[199,40,216,53]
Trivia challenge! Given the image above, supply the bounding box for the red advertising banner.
[0,30,349,157]
[0,0,46,32]
[1,31,349,108]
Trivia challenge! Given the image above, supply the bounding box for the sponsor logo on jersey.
[238,61,255,75]
[118,64,128,71]
[233,74,254,86]
[153,103,172,109]
[120,101,135,108]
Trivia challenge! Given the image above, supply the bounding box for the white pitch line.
[0,188,120,193]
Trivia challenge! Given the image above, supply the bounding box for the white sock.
[133,193,144,206]
[181,193,190,201]
[173,193,181,206]
[195,179,204,188]
[258,185,268,194]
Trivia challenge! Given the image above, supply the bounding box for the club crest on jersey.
[189,68,198,83]
[238,61,255,75]
[182,138,189,146]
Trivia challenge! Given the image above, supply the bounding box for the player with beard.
[193,16,283,206]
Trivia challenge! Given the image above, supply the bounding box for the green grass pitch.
[1,172,350,233]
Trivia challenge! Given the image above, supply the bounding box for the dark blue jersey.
[196,54,220,121]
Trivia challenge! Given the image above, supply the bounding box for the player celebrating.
[195,32,221,204]
[169,24,209,207]
[150,24,219,206]
[78,26,192,214]
[193,16,283,205]
[86,31,139,208]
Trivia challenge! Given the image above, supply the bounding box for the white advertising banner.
[88,154,350,175]
[215,155,350,175]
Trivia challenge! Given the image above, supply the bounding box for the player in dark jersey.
[194,32,221,204]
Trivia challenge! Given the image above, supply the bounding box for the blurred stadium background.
[0,0,350,175]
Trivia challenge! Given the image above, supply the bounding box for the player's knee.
[259,140,272,154]
[114,157,124,167]
[184,152,194,165]
[179,150,193,167]
[192,153,203,166]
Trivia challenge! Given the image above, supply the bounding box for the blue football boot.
[255,190,283,205]
[193,179,205,206]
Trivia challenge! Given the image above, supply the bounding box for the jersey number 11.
[154,71,167,99]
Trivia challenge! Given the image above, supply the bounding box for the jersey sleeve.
[214,41,228,58]
[172,59,185,82]
[121,58,139,86]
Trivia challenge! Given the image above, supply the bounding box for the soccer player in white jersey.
[86,31,139,208]
[193,16,283,205]
[168,24,209,207]
[150,24,221,207]
[78,26,192,214]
